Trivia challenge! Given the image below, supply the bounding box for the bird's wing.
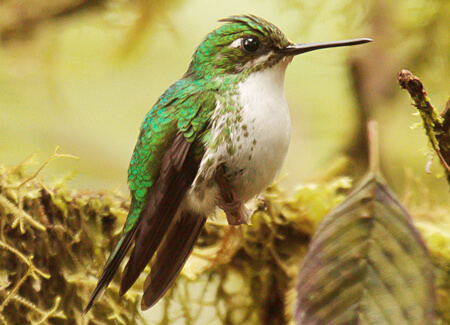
[83,79,218,313]
[119,131,197,295]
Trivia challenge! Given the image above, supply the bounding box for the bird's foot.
[215,164,251,225]
[218,198,251,225]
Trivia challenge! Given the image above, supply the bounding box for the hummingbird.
[84,15,371,313]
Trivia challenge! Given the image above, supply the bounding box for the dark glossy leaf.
[295,172,436,325]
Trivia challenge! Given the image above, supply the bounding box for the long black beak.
[279,38,372,56]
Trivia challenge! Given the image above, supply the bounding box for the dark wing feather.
[141,213,207,309]
[83,223,138,314]
[119,133,199,296]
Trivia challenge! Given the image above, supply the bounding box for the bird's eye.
[243,37,260,53]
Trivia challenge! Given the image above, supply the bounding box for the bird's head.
[185,15,371,80]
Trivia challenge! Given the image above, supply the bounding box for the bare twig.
[367,121,380,173]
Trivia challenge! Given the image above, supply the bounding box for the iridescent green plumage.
[125,15,292,233]
[187,15,291,79]
[125,79,219,232]
[124,15,291,230]
[84,14,371,313]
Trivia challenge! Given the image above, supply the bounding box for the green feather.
[124,78,219,233]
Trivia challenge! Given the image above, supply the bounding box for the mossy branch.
[397,69,450,185]
[0,152,449,324]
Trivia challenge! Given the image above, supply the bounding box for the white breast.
[228,60,292,200]
[186,60,292,216]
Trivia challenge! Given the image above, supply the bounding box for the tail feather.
[118,198,179,296]
[83,224,138,314]
[142,213,207,309]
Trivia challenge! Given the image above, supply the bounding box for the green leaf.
[295,172,436,325]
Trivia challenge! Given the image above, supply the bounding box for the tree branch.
[397,69,450,185]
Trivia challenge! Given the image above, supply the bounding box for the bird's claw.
[215,165,251,226]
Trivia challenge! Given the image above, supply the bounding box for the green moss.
[0,153,448,324]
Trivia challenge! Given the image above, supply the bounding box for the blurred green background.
[0,0,449,203]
